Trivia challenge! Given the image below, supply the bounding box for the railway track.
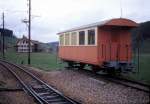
[69,68,150,93]
[0,60,79,104]
[102,75,150,93]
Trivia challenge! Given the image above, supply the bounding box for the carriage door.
[110,30,119,61]
[110,43,119,61]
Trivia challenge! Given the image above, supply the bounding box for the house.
[16,36,40,52]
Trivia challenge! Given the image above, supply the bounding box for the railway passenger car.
[58,18,138,73]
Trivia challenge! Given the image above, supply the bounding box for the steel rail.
[70,68,150,93]
[0,61,44,104]
[0,60,79,104]
[103,75,150,93]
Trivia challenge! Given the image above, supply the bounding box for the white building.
[16,36,34,52]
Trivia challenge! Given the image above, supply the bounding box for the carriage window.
[79,31,85,45]
[65,33,70,45]
[59,34,64,46]
[88,29,95,45]
[71,32,77,45]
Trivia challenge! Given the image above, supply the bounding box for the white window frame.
[70,31,77,46]
[59,33,65,46]
[78,30,86,46]
[77,27,97,46]
[58,26,98,46]
[64,32,70,46]
[86,27,97,46]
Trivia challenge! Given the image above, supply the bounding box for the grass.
[121,53,150,84]
[0,51,64,71]
[31,53,64,70]
[128,54,150,84]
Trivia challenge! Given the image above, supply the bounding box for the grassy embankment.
[0,51,64,71]
[128,39,150,84]
[128,54,150,84]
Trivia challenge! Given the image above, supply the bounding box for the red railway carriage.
[58,18,138,72]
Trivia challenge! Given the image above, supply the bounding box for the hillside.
[132,21,150,53]
[5,35,17,47]
[0,29,17,51]
[47,41,58,52]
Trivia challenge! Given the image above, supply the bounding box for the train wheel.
[106,68,116,75]
[66,61,74,69]
[78,63,85,69]
[91,65,100,73]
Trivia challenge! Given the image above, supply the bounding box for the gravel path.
[29,68,150,104]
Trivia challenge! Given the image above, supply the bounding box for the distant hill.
[0,28,13,37]
[47,41,59,53]
[0,28,17,51]
[38,42,51,52]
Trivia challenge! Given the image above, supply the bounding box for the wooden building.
[16,36,39,53]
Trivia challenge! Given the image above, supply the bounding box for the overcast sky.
[0,0,150,43]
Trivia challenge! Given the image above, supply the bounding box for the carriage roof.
[58,18,138,34]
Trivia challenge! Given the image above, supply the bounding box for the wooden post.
[2,12,5,59]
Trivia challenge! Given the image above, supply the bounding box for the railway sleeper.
[38,92,58,97]
[48,102,71,104]
[33,87,49,92]
[37,92,50,96]
[46,98,65,102]
[32,85,47,89]
[42,95,60,100]
[46,99,66,103]
[42,93,58,98]
[39,92,72,103]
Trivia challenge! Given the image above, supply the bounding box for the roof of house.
[58,18,138,34]
[16,35,40,45]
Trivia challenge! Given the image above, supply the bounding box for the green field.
[0,51,64,71]
[128,54,150,84]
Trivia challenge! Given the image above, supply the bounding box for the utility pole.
[28,0,31,65]
[2,12,5,59]
[120,0,123,18]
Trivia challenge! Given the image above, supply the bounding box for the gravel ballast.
[29,68,150,104]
